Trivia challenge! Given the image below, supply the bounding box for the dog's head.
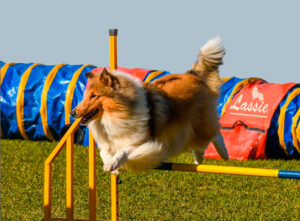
[71,68,137,125]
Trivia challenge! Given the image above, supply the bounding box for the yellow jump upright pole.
[109,28,119,221]
[89,133,97,220]
[44,117,82,220]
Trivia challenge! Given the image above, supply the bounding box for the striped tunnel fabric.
[143,70,170,83]
[0,61,96,141]
[267,85,300,158]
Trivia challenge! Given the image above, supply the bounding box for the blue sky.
[1,0,299,83]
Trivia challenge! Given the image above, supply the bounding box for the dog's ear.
[85,72,94,78]
[99,68,120,89]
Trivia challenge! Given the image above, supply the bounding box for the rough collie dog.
[71,37,228,173]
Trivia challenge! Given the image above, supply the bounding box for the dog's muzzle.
[70,109,78,118]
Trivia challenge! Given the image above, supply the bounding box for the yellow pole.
[109,29,118,69]
[44,117,82,220]
[109,28,119,221]
[44,164,52,220]
[89,132,97,221]
[66,133,74,220]
[111,174,119,221]
[45,117,82,165]
[157,163,279,178]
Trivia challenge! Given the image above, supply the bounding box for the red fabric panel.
[221,81,296,130]
[205,81,296,160]
[205,127,266,160]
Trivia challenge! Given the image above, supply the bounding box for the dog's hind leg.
[192,149,205,164]
[212,133,229,160]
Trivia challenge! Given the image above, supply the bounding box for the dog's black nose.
[71,109,77,118]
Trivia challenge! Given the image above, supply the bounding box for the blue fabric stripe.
[142,70,155,82]
[266,85,300,158]
[278,170,300,179]
[283,94,300,155]
[1,63,33,138]
[0,60,5,69]
[24,64,54,140]
[149,71,170,82]
[47,64,82,140]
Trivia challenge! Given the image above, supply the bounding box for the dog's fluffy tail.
[192,37,225,94]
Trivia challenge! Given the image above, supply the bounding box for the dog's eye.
[90,94,96,99]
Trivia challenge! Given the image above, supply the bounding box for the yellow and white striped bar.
[156,163,300,179]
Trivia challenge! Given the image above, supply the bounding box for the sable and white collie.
[71,37,228,173]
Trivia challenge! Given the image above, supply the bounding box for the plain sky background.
[1,0,299,83]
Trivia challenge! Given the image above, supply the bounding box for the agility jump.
[41,29,300,221]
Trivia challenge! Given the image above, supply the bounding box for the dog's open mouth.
[82,109,99,124]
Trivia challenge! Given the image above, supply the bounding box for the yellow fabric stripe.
[171,164,279,178]
[277,88,300,155]
[291,109,300,154]
[65,65,92,125]
[144,71,164,83]
[40,64,66,140]
[221,77,232,84]
[297,120,300,146]
[0,62,16,86]
[0,63,17,138]
[16,63,39,139]
[221,77,260,116]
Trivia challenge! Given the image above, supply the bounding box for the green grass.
[1,139,300,220]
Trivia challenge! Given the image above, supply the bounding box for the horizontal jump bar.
[155,163,300,179]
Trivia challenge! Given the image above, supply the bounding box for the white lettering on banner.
[229,87,269,118]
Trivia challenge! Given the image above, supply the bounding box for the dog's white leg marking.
[103,141,164,172]
[192,149,205,164]
[103,150,127,173]
[212,133,229,160]
[100,149,113,166]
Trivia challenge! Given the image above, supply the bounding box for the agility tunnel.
[0,61,96,144]
[1,61,299,159]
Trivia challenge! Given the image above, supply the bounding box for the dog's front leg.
[100,149,120,174]
[103,149,131,173]
[100,149,113,166]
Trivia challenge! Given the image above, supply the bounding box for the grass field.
[1,139,300,220]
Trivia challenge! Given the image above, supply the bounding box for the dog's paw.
[103,160,119,172]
